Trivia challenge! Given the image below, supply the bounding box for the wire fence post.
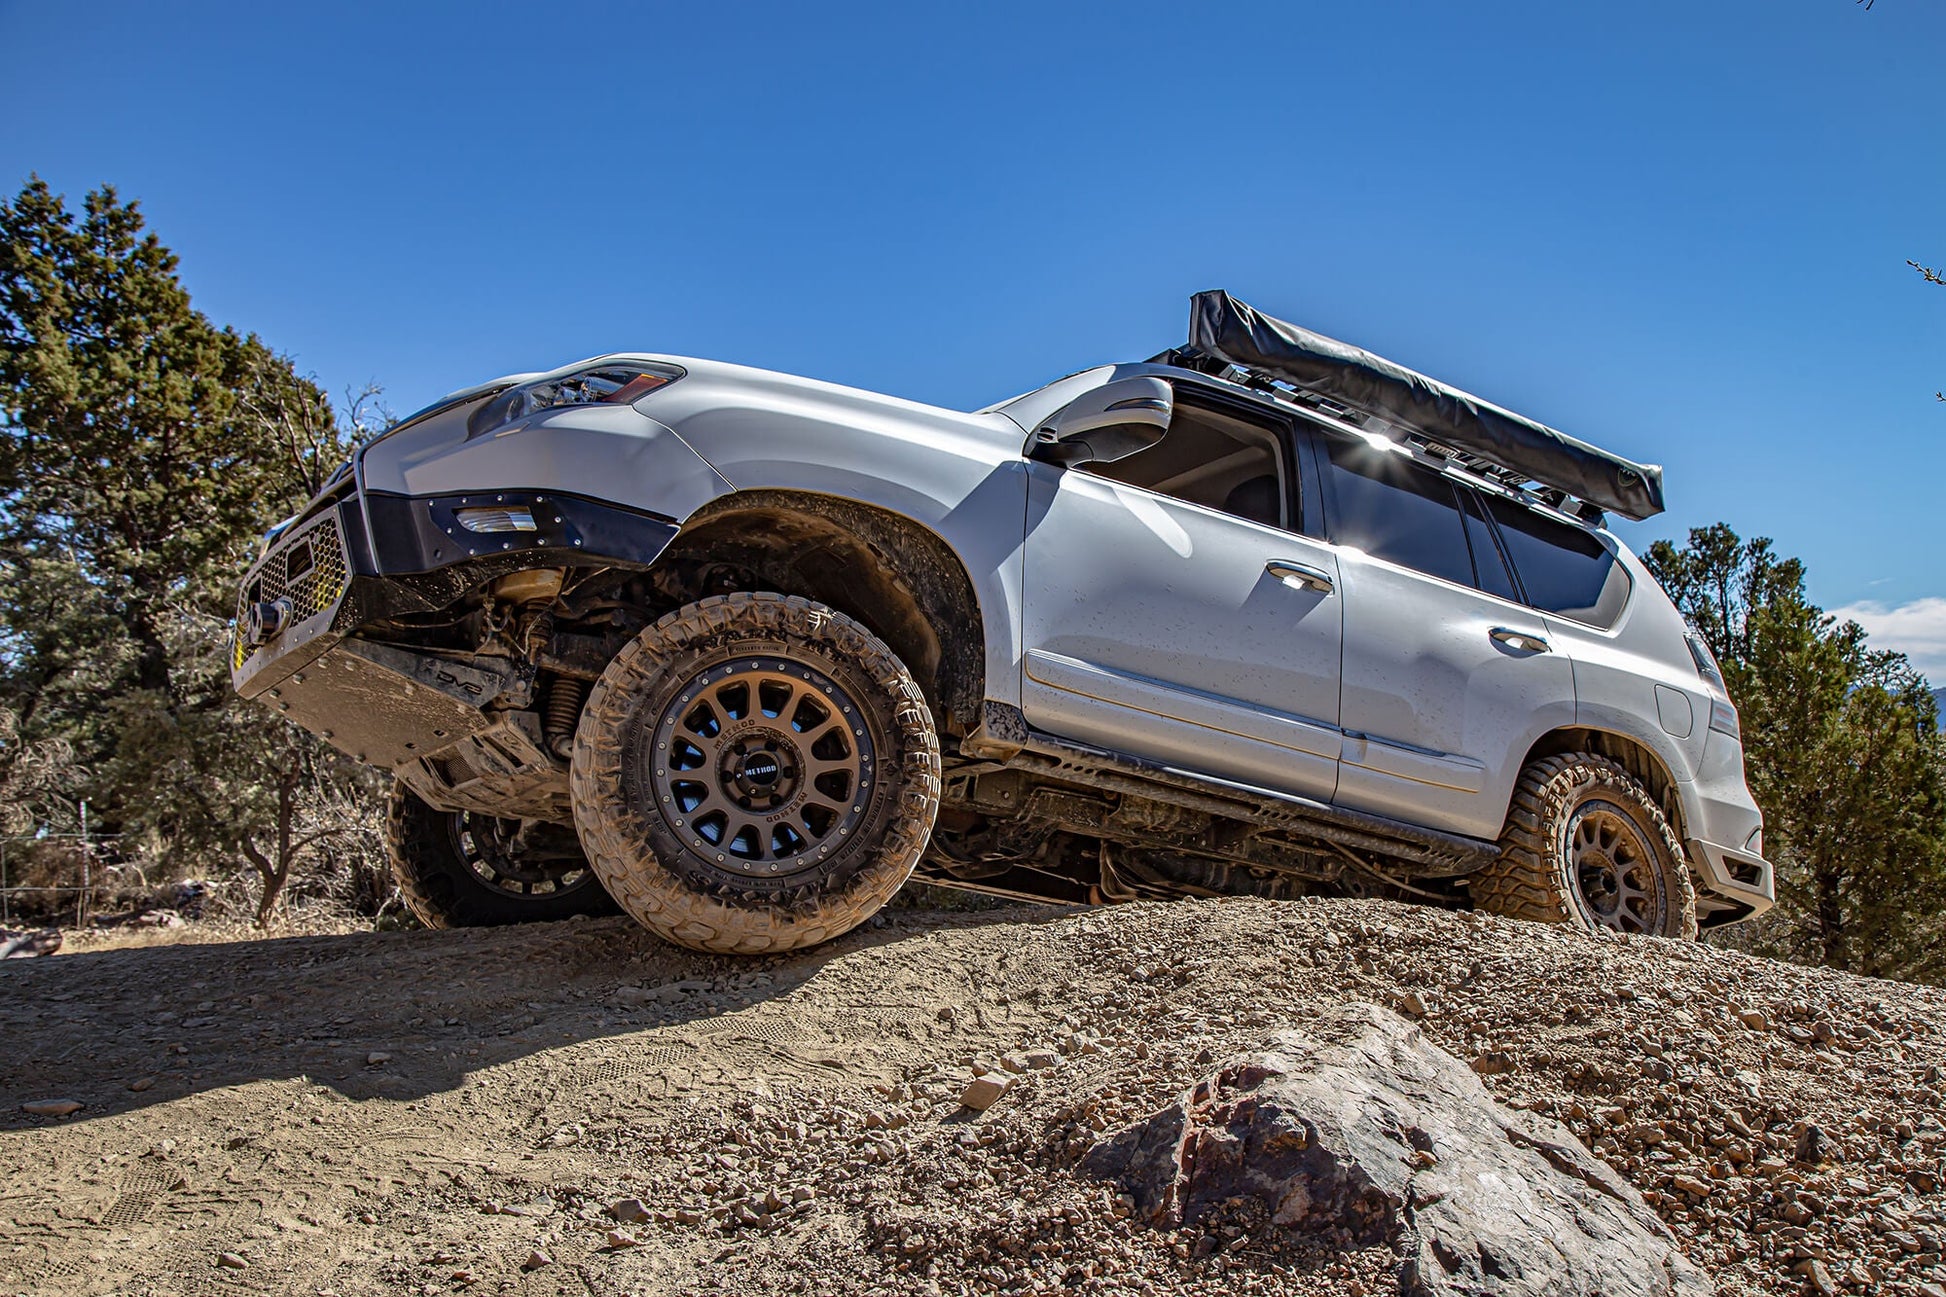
[77,800,90,928]
[0,816,120,930]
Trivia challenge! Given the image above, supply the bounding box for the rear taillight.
[1684,627,1726,690]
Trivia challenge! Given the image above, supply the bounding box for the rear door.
[1316,430,1576,840]
[1018,387,1345,800]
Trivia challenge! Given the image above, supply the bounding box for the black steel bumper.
[229,487,678,812]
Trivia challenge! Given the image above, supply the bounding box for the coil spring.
[544,676,587,757]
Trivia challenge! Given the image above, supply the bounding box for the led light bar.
[455,506,538,534]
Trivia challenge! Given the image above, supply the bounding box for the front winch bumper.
[231,486,681,817]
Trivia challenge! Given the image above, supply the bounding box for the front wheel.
[385,784,618,927]
[570,592,941,955]
[1472,754,1697,939]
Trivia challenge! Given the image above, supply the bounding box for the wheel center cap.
[719,727,803,805]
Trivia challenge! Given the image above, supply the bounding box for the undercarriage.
[234,487,1512,929]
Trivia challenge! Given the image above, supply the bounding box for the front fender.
[656,376,1031,712]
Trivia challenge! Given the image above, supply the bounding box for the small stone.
[1737,1008,1769,1030]
[365,1052,391,1066]
[1397,991,1428,1017]
[999,1053,1030,1074]
[610,1197,651,1223]
[1469,1051,1514,1076]
[22,1098,84,1117]
[605,1229,638,1249]
[961,1074,1014,1111]
[1795,1124,1827,1165]
[1024,1050,1060,1070]
[523,1248,553,1271]
[1671,1174,1711,1198]
[215,1252,248,1269]
[128,1077,156,1093]
[1804,1259,1840,1297]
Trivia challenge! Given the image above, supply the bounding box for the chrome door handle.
[1266,560,1334,594]
[1490,627,1552,653]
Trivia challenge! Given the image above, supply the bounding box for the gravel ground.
[3,895,1944,1296]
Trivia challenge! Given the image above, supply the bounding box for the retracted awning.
[1185,290,1665,520]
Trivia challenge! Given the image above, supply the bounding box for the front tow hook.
[246,597,295,646]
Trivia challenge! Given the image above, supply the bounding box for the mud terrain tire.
[386,784,617,927]
[571,592,940,954]
[1473,754,1697,939]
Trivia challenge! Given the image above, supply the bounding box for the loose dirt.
[3,897,1944,1296]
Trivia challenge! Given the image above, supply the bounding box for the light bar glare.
[455,506,538,534]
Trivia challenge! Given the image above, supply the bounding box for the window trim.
[1458,484,1523,604]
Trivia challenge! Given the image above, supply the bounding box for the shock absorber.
[544,675,588,759]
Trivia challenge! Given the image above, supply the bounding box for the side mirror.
[1028,377,1172,466]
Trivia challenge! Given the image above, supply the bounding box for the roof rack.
[1158,351,1607,525]
[1157,291,1665,521]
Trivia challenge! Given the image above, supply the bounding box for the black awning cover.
[1186,291,1665,520]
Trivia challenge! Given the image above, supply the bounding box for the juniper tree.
[1648,525,1946,983]
[0,177,378,919]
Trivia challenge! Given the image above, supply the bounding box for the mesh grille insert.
[234,515,349,669]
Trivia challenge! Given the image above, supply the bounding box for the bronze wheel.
[1473,754,1697,939]
[386,784,616,928]
[571,593,940,955]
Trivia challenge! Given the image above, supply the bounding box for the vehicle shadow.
[0,901,1071,1128]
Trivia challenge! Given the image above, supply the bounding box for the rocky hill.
[3,897,1944,1296]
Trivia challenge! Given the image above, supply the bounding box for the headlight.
[466,361,678,440]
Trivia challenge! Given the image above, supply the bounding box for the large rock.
[1084,1002,1709,1297]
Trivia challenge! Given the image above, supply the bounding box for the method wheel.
[385,783,617,927]
[570,592,941,954]
[1473,754,1697,939]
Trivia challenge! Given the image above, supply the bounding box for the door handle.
[1266,559,1334,594]
[1490,627,1552,653]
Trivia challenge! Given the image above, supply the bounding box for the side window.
[1082,397,1290,529]
[1481,494,1631,627]
[1460,488,1520,602]
[1320,436,1475,588]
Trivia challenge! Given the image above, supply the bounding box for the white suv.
[232,291,1772,952]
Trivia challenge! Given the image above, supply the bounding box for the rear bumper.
[1676,727,1773,928]
[1687,836,1774,926]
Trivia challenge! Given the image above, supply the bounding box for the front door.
[1018,389,1344,800]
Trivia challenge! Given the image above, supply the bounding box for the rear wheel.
[571,592,940,954]
[1473,754,1697,939]
[385,783,617,928]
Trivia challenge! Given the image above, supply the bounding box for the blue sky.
[4,1,1943,672]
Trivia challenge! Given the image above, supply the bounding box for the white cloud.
[1830,597,1946,685]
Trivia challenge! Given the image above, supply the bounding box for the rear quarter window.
[1482,495,1631,628]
